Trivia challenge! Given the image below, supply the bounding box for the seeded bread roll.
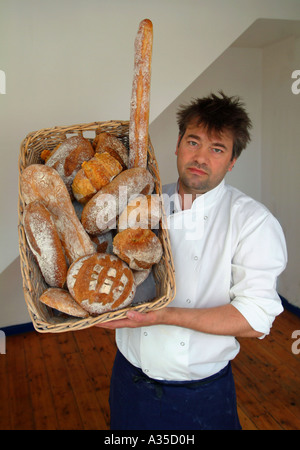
[67,253,136,316]
[72,152,123,203]
[23,201,68,288]
[113,228,163,271]
[20,164,96,264]
[39,288,89,318]
[81,167,154,235]
[45,136,95,196]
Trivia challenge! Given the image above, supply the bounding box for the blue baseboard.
[1,322,34,336]
[280,296,300,318]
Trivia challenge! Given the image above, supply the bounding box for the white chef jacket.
[116,180,287,381]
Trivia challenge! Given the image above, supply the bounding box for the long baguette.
[129,19,153,169]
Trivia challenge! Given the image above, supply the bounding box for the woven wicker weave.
[18,120,176,333]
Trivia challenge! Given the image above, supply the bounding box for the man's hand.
[95,309,165,330]
[95,304,263,338]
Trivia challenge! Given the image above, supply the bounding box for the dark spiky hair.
[176,91,252,160]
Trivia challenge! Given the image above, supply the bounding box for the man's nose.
[193,145,210,165]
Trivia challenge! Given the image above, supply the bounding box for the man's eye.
[188,141,198,147]
[212,148,223,153]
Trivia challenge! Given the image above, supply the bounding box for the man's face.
[176,122,236,196]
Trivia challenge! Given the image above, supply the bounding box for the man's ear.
[228,157,237,172]
[175,135,181,155]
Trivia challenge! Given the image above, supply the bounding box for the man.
[98,92,287,430]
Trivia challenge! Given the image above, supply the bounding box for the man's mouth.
[187,166,208,176]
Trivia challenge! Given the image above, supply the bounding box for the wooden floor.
[1,309,300,430]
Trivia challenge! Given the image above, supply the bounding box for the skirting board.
[1,296,299,336]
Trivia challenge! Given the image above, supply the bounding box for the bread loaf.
[45,135,94,196]
[118,194,161,231]
[67,253,136,315]
[81,167,154,235]
[39,288,89,318]
[132,268,151,286]
[93,131,129,169]
[113,228,163,271]
[129,19,153,169]
[23,201,68,288]
[72,152,123,203]
[20,164,96,264]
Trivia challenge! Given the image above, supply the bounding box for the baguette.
[129,19,153,169]
[23,201,68,288]
[20,164,96,264]
[81,167,154,235]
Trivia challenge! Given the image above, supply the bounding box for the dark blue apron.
[109,350,241,430]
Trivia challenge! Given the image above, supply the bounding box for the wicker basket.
[18,120,176,333]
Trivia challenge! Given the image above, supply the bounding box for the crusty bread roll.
[118,194,161,231]
[129,19,153,169]
[67,253,136,316]
[93,131,129,169]
[23,201,68,288]
[45,135,94,196]
[39,288,89,318]
[20,164,96,264]
[81,167,154,235]
[113,228,163,271]
[72,152,123,203]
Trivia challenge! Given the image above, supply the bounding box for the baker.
[97,92,287,430]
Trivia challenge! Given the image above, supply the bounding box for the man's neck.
[177,179,202,210]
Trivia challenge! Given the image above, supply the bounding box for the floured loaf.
[67,253,136,315]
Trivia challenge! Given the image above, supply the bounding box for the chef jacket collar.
[174,179,226,212]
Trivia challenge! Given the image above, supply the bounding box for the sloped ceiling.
[231,18,300,48]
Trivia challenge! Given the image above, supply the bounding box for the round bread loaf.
[39,288,89,318]
[81,167,154,235]
[67,253,136,315]
[113,228,163,270]
[23,201,68,288]
[45,135,94,196]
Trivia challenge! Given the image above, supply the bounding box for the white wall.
[1,0,300,327]
[261,36,300,308]
[150,47,263,201]
[150,35,300,309]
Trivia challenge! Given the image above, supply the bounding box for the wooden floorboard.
[1,309,299,430]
